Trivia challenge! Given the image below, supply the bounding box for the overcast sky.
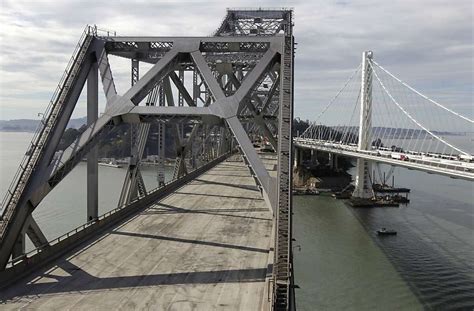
[0,0,472,121]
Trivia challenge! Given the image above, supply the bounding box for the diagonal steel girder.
[162,76,189,179]
[96,45,118,105]
[0,32,286,270]
[227,72,278,150]
[191,48,280,212]
[118,59,151,207]
[33,47,183,209]
[0,34,102,268]
[0,43,183,262]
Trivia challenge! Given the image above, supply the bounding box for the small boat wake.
[377,228,397,236]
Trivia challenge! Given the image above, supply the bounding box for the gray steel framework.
[0,9,294,310]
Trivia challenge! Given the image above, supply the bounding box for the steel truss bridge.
[0,9,295,310]
[295,51,473,198]
[1,8,472,310]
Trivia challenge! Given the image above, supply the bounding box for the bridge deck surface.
[1,156,276,310]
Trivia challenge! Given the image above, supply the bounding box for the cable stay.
[372,60,474,124]
[301,64,361,137]
[370,61,470,156]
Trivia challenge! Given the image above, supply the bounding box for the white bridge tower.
[353,51,374,198]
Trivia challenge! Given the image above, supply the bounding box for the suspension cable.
[301,64,361,137]
[370,62,470,156]
[372,60,474,124]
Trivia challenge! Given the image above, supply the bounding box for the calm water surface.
[1,132,473,310]
[0,132,173,242]
[294,162,473,310]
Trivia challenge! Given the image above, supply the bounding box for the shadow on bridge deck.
[0,156,276,310]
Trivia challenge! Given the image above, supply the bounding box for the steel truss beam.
[0,32,98,268]
[0,11,295,310]
[118,59,151,207]
[214,8,296,311]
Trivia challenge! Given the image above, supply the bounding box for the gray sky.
[0,0,472,121]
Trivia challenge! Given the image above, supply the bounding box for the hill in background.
[0,117,86,132]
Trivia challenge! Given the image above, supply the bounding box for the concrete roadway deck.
[0,155,276,310]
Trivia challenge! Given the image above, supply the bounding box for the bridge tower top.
[215,8,293,37]
[358,50,373,151]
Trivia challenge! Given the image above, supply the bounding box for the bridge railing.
[294,137,474,178]
[6,153,231,269]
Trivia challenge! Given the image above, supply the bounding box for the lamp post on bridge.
[353,51,375,198]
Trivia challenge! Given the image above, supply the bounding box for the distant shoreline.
[0,116,86,133]
[0,130,36,133]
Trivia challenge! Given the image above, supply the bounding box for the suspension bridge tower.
[353,51,374,198]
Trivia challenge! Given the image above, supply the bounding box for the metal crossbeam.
[0,11,295,310]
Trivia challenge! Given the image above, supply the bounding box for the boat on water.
[293,188,320,196]
[98,161,122,168]
[332,191,351,199]
[376,228,397,236]
[392,194,410,204]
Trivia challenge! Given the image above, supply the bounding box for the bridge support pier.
[293,147,299,168]
[310,149,318,165]
[293,147,304,169]
[353,159,373,198]
[328,153,338,170]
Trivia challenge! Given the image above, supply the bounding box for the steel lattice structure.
[0,8,295,310]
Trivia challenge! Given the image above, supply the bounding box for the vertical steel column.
[157,84,166,186]
[178,70,185,140]
[87,62,99,221]
[129,59,140,200]
[193,69,199,106]
[273,15,295,310]
[353,51,374,198]
[130,59,139,154]
[118,59,146,207]
[131,59,139,85]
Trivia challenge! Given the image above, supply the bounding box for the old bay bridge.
[0,8,473,310]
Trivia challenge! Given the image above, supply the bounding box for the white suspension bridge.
[294,51,474,198]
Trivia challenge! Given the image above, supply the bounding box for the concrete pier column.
[328,153,338,170]
[293,147,299,168]
[294,147,303,168]
[328,152,334,169]
[87,62,99,221]
[310,149,317,165]
[353,158,373,198]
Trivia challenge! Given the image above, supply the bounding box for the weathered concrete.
[0,156,276,310]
